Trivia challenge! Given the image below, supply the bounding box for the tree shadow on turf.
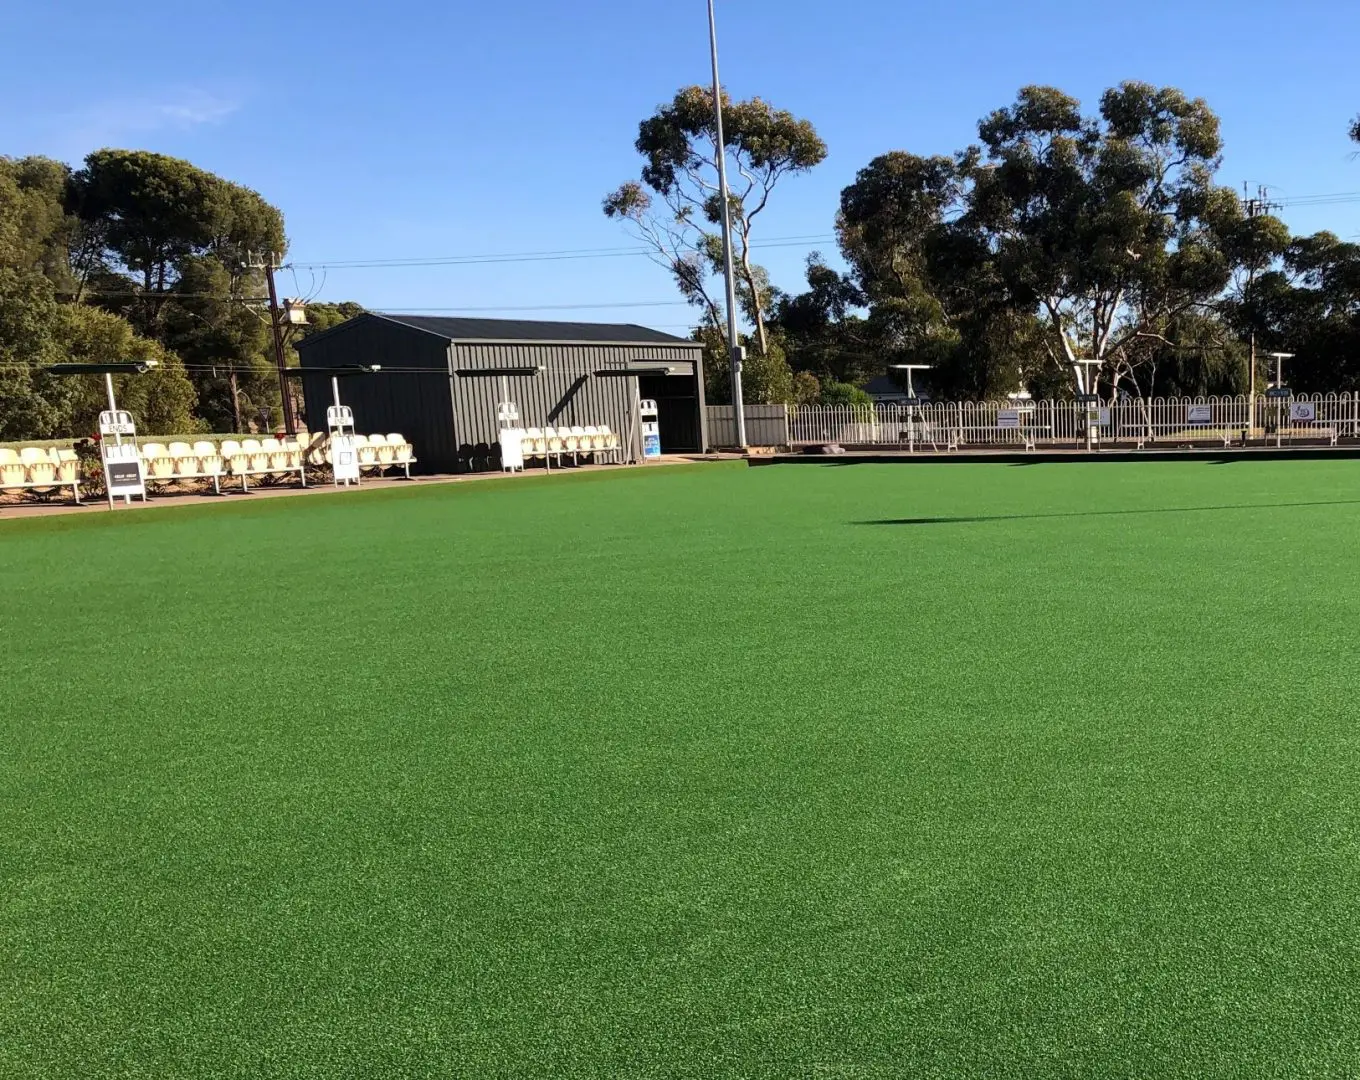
[855,499,1360,527]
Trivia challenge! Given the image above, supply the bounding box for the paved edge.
[751,446,1360,466]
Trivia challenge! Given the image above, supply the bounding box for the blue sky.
[2,0,1358,334]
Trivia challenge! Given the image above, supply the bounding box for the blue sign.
[643,432,661,459]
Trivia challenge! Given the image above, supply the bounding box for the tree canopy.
[605,86,826,402]
[0,148,358,441]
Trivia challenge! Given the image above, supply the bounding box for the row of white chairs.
[522,425,621,460]
[141,438,306,493]
[1,431,419,504]
[0,447,82,499]
[301,432,417,477]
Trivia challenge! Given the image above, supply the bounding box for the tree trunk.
[736,228,769,355]
[230,369,242,433]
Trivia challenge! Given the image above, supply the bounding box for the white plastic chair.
[20,447,57,488]
[192,441,223,476]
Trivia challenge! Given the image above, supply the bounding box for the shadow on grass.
[856,499,1360,527]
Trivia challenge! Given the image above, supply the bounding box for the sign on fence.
[1089,407,1110,427]
[997,410,1021,429]
[1290,402,1317,422]
[1187,405,1213,425]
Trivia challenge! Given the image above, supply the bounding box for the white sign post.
[497,400,525,473]
[98,409,146,508]
[326,403,360,485]
[640,399,661,460]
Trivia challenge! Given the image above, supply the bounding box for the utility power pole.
[263,255,297,435]
[707,0,746,450]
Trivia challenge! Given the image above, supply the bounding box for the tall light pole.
[707,0,746,450]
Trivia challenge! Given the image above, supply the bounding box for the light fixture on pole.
[707,0,746,451]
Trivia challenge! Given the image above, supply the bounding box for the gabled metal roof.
[295,311,699,349]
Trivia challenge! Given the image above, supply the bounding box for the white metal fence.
[785,394,1360,449]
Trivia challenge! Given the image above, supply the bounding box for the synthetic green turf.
[3,460,1360,1078]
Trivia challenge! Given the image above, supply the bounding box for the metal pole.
[265,259,296,435]
[332,376,341,411]
[1248,329,1256,441]
[104,373,118,438]
[907,369,915,454]
[707,0,746,450]
[104,372,119,508]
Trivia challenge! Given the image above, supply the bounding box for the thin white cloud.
[45,89,243,154]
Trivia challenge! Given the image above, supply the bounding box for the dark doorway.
[637,374,700,452]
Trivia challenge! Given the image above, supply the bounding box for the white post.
[707,0,746,451]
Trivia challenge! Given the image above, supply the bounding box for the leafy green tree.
[838,84,1275,398]
[57,304,198,434]
[820,381,873,408]
[694,324,795,405]
[0,269,196,439]
[68,149,285,326]
[66,150,290,430]
[604,86,826,356]
[1245,232,1360,392]
[0,269,69,439]
[791,370,821,405]
[835,151,1036,397]
[0,157,89,289]
[770,255,876,385]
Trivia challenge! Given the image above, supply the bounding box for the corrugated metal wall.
[297,316,458,472]
[451,342,702,468]
[299,320,705,472]
[705,405,791,447]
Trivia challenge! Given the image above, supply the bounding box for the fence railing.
[781,394,1360,450]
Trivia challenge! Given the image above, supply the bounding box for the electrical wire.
[285,234,837,270]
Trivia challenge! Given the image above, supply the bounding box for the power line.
[1275,191,1360,206]
[286,233,837,271]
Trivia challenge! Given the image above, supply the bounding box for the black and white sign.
[1187,405,1213,425]
[1266,386,1292,399]
[997,409,1021,429]
[98,410,136,436]
[1289,402,1316,422]
[106,460,142,490]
